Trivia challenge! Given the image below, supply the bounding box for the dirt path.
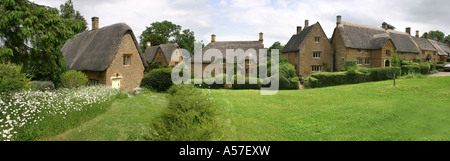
[428,72,450,77]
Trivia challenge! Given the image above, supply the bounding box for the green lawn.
[214,76,450,141]
[44,76,450,141]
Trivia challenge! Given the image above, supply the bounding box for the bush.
[0,63,30,93]
[366,67,401,81]
[307,77,319,88]
[341,60,359,71]
[60,70,88,89]
[145,84,218,141]
[141,67,173,92]
[30,81,55,91]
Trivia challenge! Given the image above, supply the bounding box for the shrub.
[30,81,55,91]
[60,70,88,89]
[145,84,218,141]
[140,67,173,92]
[308,77,318,88]
[279,63,297,79]
[0,63,30,93]
[366,67,401,81]
[341,60,359,71]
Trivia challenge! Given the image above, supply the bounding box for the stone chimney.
[146,41,151,48]
[406,27,411,35]
[297,26,302,34]
[305,19,309,28]
[92,17,99,30]
[424,32,428,39]
[211,34,216,43]
[416,30,419,38]
[336,15,342,27]
[259,32,263,44]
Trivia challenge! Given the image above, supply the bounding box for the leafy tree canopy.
[381,22,395,30]
[0,0,87,83]
[139,20,196,53]
[422,30,445,42]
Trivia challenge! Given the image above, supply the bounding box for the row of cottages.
[283,15,450,76]
[190,33,264,78]
[62,17,145,93]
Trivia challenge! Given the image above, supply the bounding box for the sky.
[32,0,450,48]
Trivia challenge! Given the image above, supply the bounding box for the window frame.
[313,51,321,59]
[357,58,363,65]
[123,54,132,67]
[314,37,320,43]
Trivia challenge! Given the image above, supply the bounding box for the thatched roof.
[335,22,420,53]
[282,24,314,53]
[62,23,143,71]
[141,43,179,67]
[192,41,264,63]
[429,39,450,56]
[411,37,437,51]
[141,46,159,67]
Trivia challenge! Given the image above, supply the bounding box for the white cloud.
[31,0,450,48]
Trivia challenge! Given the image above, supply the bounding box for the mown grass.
[45,76,449,141]
[213,76,450,140]
[42,89,168,141]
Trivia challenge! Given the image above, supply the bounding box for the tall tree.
[0,0,84,83]
[423,30,445,42]
[59,0,87,33]
[139,20,197,53]
[381,22,395,30]
[444,35,450,42]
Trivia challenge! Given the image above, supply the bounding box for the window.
[246,59,252,65]
[123,55,131,66]
[358,49,362,53]
[88,79,98,86]
[357,58,363,65]
[313,52,321,58]
[220,59,224,64]
[315,37,320,43]
[366,50,369,53]
[386,50,391,57]
[365,58,370,65]
[312,65,322,72]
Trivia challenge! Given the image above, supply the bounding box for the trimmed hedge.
[309,67,401,88]
[401,63,430,75]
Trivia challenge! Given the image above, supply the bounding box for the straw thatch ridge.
[335,22,420,53]
[429,39,450,56]
[62,23,143,71]
[141,46,159,67]
[141,43,179,67]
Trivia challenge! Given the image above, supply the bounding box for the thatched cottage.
[191,33,264,78]
[331,15,443,71]
[282,20,333,76]
[141,43,183,71]
[62,17,144,93]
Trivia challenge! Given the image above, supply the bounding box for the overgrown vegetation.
[0,86,119,141]
[0,63,30,93]
[144,84,218,141]
[60,70,88,88]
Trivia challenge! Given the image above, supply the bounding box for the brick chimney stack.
[305,19,309,28]
[259,32,263,44]
[92,17,99,30]
[406,27,411,35]
[211,34,216,43]
[297,26,302,34]
[336,15,342,27]
[416,30,419,38]
[146,41,151,48]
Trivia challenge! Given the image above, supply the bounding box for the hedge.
[141,67,173,92]
[401,63,430,75]
[309,67,401,88]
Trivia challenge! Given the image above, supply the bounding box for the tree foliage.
[59,0,87,33]
[139,20,196,53]
[0,0,86,83]
[381,22,395,30]
[423,30,445,42]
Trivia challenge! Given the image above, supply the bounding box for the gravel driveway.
[428,72,450,77]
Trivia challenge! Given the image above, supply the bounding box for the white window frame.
[313,52,321,59]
